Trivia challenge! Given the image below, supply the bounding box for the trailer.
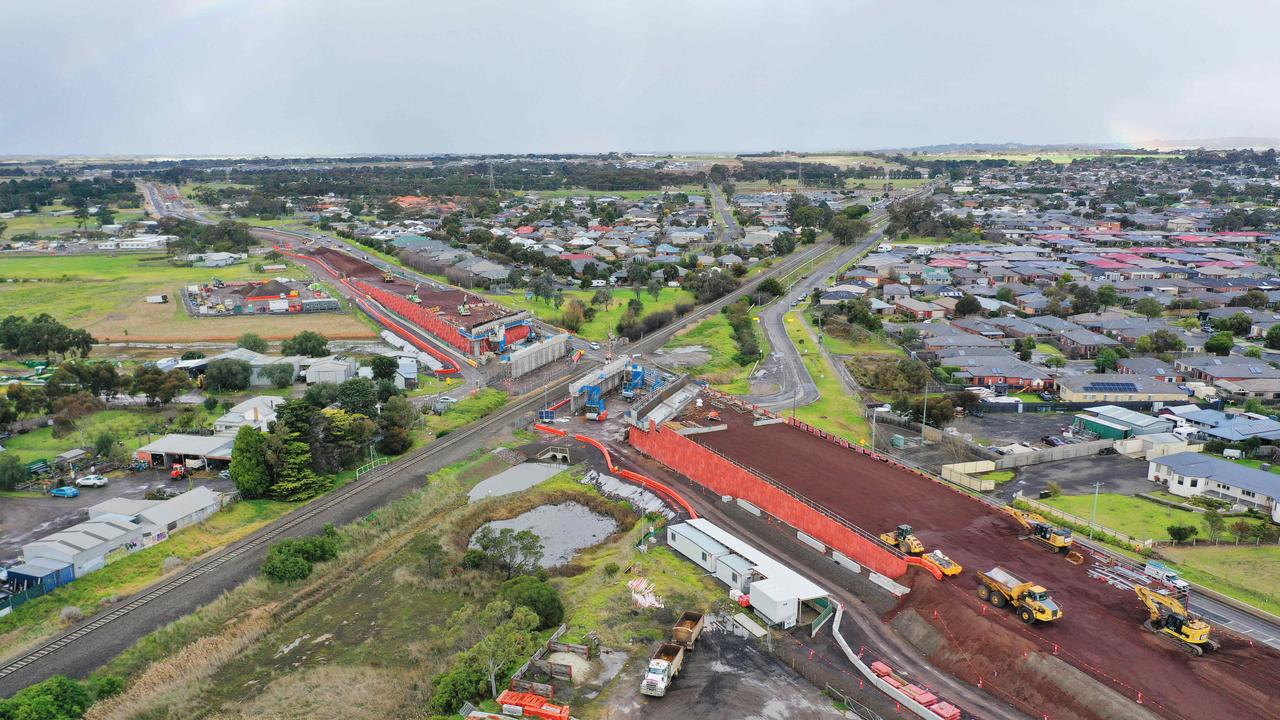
[640,642,685,697]
[145,294,169,304]
[672,611,705,650]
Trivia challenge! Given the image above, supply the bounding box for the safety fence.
[939,462,996,492]
[571,433,699,519]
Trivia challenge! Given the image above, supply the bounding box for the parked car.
[589,342,601,351]
[218,469,231,480]
[1039,392,1056,402]
[1042,436,1066,447]
[75,474,108,488]
[438,396,460,405]
[51,486,80,498]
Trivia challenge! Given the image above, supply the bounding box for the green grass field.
[516,185,704,200]
[1040,493,1263,542]
[978,470,1016,484]
[0,409,174,462]
[481,286,696,342]
[421,388,509,439]
[880,235,952,247]
[0,254,375,342]
[783,312,870,444]
[1159,545,1280,617]
[1035,343,1065,358]
[845,177,932,189]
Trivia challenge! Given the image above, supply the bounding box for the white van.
[591,279,607,287]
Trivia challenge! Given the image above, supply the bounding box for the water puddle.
[472,502,618,567]
[468,462,567,502]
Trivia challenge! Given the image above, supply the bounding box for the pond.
[468,462,567,503]
[472,502,618,567]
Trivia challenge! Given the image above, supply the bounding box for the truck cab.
[640,643,684,697]
[1017,584,1061,622]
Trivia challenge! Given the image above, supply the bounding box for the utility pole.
[920,381,929,444]
[1090,481,1102,539]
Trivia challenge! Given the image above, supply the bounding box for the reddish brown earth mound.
[682,402,1280,720]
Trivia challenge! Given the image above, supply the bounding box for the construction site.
[613,390,1280,720]
[306,246,534,358]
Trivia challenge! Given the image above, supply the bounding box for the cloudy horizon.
[3,0,1278,156]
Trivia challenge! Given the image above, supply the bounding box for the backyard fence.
[939,461,996,492]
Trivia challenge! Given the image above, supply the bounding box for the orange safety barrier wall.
[567,433,699,519]
[533,423,567,436]
[628,424,908,579]
[354,281,473,355]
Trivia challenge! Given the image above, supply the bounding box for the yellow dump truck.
[976,566,1062,624]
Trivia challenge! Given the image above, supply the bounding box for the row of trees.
[0,314,95,359]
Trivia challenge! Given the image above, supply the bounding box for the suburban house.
[1056,374,1191,403]
[1117,358,1185,383]
[894,298,946,320]
[1148,452,1280,522]
[214,396,285,433]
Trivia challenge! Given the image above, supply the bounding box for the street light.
[1090,481,1102,539]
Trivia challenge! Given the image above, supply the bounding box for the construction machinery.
[1005,507,1074,553]
[582,385,607,421]
[1134,586,1219,656]
[640,642,684,697]
[381,270,394,282]
[879,524,925,555]
[976,566,1062,624]
[407,283,421,303]
[621,362,644,401]
[671,611,705,650]
[921,549,963,577]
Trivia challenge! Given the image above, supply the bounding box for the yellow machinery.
[921,549,963,577]
[977,567,1062,624]
[1134,586,1220,656]
[382,271,395,282]
[879,524,925,555]
[1005,507,1074,554]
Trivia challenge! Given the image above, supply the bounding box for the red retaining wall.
[355,281,473,355]
[629,424,908,579]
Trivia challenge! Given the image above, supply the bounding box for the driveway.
[992,453,1155,502]
[0,469,236,564]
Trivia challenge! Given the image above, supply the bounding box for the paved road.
[707,182,739,243]
[0,220,836,695]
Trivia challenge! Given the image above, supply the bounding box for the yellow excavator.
[879,524,925,555]
[1134,586,1220,656]
[1005,507,1074,554]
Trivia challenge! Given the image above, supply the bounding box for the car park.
[50,486,80,498]
[75,474,109,488]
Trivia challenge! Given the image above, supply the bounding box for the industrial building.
[184,278,341,316]
[21,517,143,577]
[135,434,235,468]
[666,518,830,629]
[1073,405,1175,440]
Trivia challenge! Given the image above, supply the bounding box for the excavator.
[1005,507,1075,554]
[1134,586,1220,656]
[879,524,925,555]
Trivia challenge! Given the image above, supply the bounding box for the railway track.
[0,225,834,689]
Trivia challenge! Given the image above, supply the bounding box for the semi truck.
[640,642,684,697]
[976,566,1062,624]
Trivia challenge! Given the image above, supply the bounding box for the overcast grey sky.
[2,0,1276,155]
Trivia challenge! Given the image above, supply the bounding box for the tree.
[264,423,328,501]
[0,675,93,720]
[1231,289,1270,309]
[590,287,613,308]
[181,350,206,361]
[499,575,564,630]
[336,377,378,417]
[955,294,982,316]
[472,604,540,699]
[1167,524,1199,545]
[1094,347,1120,372]
[380,395,417,432]
[1229,519,1255,541]
[995,286,1015,303]
[281,331,329,357]
[204,359,252,392]
[559,298,586,333]
[1265,324,1280,350]
[1044,355,1067,368]
[1202,509,1226,542]
[1245,345,1263,358]
[829,216,869,245]
[1133,297,1164,319]
[647,275,663,300]
[370,355,398,382]
[0,453,30,491]
[262,363,295,389]
[236,333,268,353]
[1136,329,1185,353]
[471,526,544,579]
[1204,332,1234,356]
[303,382,340,408]
[1096,285,1120,309]
[1213,312,1253,336]
[229,426,272,498]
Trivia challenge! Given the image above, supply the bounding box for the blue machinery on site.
[620,362,668,401]
[582,384,607,420]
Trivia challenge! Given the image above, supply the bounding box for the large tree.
[229,426,271,498]
[204,359,252,392]
[281,331,329,357]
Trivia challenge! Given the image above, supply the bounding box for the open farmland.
[666,399,1280,720]
[0,254,377,342]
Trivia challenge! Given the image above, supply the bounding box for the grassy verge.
[1035,343,1065,358]
[421,389,509,439]
[977,470,1016,484]
[0,408,175,461]
[1158,545,1280,617]
[660,313,757,394]
[1012,392,1045,403]
[0,499,295,659]
[1039,493,1264,543]
[783,312,870,444]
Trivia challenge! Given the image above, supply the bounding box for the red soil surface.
[681,402,1280,720]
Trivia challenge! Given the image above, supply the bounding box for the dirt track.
[682,402,1280,720]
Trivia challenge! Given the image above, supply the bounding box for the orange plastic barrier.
[495,691,570,720]
[571,434,699,519]
[534,423,567,436]
[904,555,944,581]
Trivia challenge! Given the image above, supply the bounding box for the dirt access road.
[682,401,1280,720]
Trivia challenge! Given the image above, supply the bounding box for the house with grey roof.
[1148,452,1280,521]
